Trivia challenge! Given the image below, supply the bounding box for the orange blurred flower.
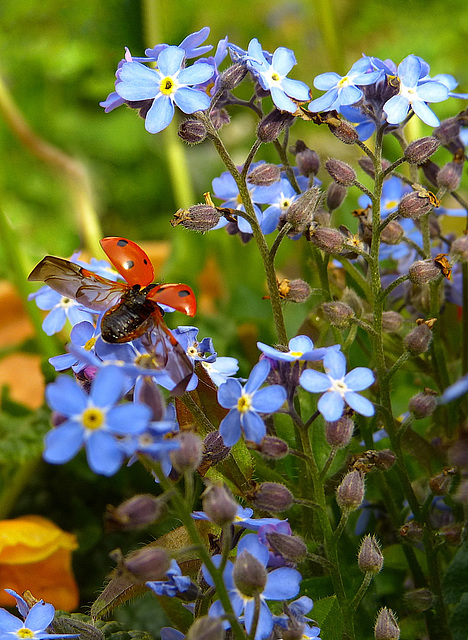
[0,515,79,610]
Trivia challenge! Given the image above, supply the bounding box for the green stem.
[383,352,411,383]
[349,573,373,612]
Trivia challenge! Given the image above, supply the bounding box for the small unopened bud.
[202,483,238,526]
[437,159,464,190]
[336,470,365,511]
[286,187,322,231]
[399,520,424,542]
[257,109,295,142]
[266,532,307,562]
[398,190,434,219]
[325,158,356,186]
[186,616,224,640]
[434,116,461,146]
[403,323,433,355]
[171,204,221,232]
[219,63,248,90]
[170,432,204,473]
[409,259,441,285]
[210,108,230,130]
[440,523,462,545]
[374,449,396,472]
[428,467,456,495]
[247,163,281,186]
[203,431,231,465]
[321,301,355,329]
[403,588,436,613]
[105,494,165,532]
[328,119,359,144]
[278,278,312,303]
[325,416,354,448]
[421,160,440,187]
[381,220,404,245]
[247,436,289,459]
[313,208,331,226]
[121,546,171,583]
[326,182,347,211]
[233,550,267,597]
[404,137,440,164]
[374,607,400,640]
[308,227,346,253]
[290,140,320,177]
[409,389,438,419]
[251,482,293,512]
[178,119,207,144]
[358,157,391,179]
[381,311,404,333]
[451,235,468,262]
[358,535,384,574]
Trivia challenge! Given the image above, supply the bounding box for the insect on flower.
[28,237,197,394]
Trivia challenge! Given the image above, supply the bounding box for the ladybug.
[28,237,197,393]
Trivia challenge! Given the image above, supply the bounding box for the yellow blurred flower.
[0,515,79,610]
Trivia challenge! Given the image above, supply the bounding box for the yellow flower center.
[281,198,292,211]
[60,297,73,308]
[237,392,252,413]
[187,345,198,358]
[385,199,398,211]
[82,407,104,430]
[337,76,351,88]
[271,72,280,83]
[329,379,349,397]
[160,76,177,95]
[17,630,35,639]
[84,337,97,350]
[289,351,303,357]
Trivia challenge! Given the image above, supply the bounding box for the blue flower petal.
[271,47,295,75]
[345,391,375,416]
[383,95,410,124]
[157,46,185,76]
[46,376,87,416]
[318,391,344,421]
[145,95,175,133]
[270,87,296,113]
[116,62,160,100]
[173,86,211,114]
[86,430,124,476]
[417,81,449,102]
[263,567,302,600]
[244,599,274,640]
[344,367,374,391]
[238,533,270,564]
[313,72,341,91]
[337,84,362,106]
[281,77,310,101]
[300,369,330,393]
[219,408,242,446]
[398,55,421,88]
[323,349,347,378]
[107,403,151,434]
[42,307,67,335]
[251,385,286,413]
[90,366,125,407]
[44,422,84,464]
[178,62,214,85]
[0,609,22,631]
[245,359,271,394]
[218,378,243,408]
[241,410,267,443]
[411,100,440,127]
[25,602,55,632]
[308,89,339,112]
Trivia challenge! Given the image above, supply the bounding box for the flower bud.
[313,208,331,226]
[437,159,464,190]
[203,430,231,466]
[308,227,346,253]
[247,163,281,186]
[374,607,400,640]
[440,523,462,545]
[257,109,295,142]
[374,449,396,472]
[118,546,171,583]
[434,116,461,146]
[105,494,165,532]
[421,160,440,187]
[381,220,404,245]
[403,588,436,612]
[186,617,224,640]
[381,311,404,333]
[451,235,468,262]
[404,137,439,164]
[210,107,230,130]
[170,432,204,473]
[408,389,438,419]
[265,532,307,563]
[286,187,322,231]
[398,190,434,219]
[202,482,238,526]
[321,301,355,329]
[277,278,312,303]
[326,182,347,211]
[247,436,289,459]
[219,63,248,90]
[403,322,433,355]
[290,140,320,177]
[358,157,392,179]
[408,259,441,285]
[328,119,359,144]
[358,535,384,574]
[428,469,454,496]
[325,158,356,186]
[251,482,293,512]
[399,520,423,542]
[233,550,267,597]
[178,118,207,144]
[336,470,365,511]
[325,416,354,448]
[171,204,221,232]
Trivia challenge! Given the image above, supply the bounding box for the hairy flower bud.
[247,436,289,459]
[404,137,440,164]
[381,220,404,245]
[437,159,464,190]
[219,63,248,90]
[381,311,404,333]
[105,494,165,532]
[210,108,230,130]
[336,470,365,511]
[403,322,433,355]
[233,550,267,597]
[308,226,346,253]
[325,158,356,186]
[251,482,294,513]
[326,182,347,211]
[421,160,440,187]
[434,116,461,146]
[321,301,355,329]
[398,190,435,219]
[171,204,221,232]
[403,588,436,613]
[266,532,307,563]
[290,140,321,177]
[358,535,384,574]
[358,156,391,179]
[170,432,204,473]
[325,416,354,448]
[399,520,424,542]
[328,119,359,144]
[178,119,207,144]
[257,109,295,142]
[119,546,171,583]
[186,616,224,640]
[202,482,238,526]
[277,278,312,303]
[286,187,322,232]
[451,235,468,262]
[247,163,281,186]
[408,259,441,285]
[203,430,231,466]
[374,607,400,640]
[408,389,438,419]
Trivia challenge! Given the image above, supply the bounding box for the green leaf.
[449,592,468,640]
[443,540,468,604]
[311,596,343,640]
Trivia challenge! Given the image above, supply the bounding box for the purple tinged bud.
[313,208,331,226]
[233,550,268,597]
[247,163,281,186]
[203,430,231,465]
[119,546,171,583]
[403,588,436,613]
[325,416,354,448]
[404,137,440,164]
[202,482,238,526]
[381,221,404,245]
[328,119,359,145]
[336,470,365,511]
[403,322,433,355]
[358,535,384,574]
[374,608,400,640]
[399,520,424,542]
[178,119,207,144]
[381,311,404,333]
[321,301,355,328]
[408,260,441,285]
[408,389,438,419]
[326,182,347,211]
[428,469,454,496]
[171,205,221,232]
[358,157,391,179]
[257,109,295,143]
[247,436,289,459]
[374,449,396,472]
[434,116,461,146]
[170,432,204,473]
[251,482,294,513]
[210,108,230,130]
[219,63,248,90]
[421,160,440,187]
[437,159,464,190]
[186,616,225,640]
[398,191,434,219]
[451,235,468,262]
[105,494,165,532]
[325,158,356,186]
[265,532,307,563]
[308,227,346,253]
[290,140,321,177]
[286,187,322,233]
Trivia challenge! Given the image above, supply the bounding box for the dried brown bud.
[403,322,433,355]
[257,109,295,142]
[219,63,248,90]
[308,227,346,253]
[408,389,438,419]
[428,468,455,495]
[186,616,224,640]
[358,535,384,574]
[203,430,231,465]
[105,494,165,532]
[336,470,365,511]
[120,546,171,583]
[328,119,359,144]
[233,550,267,596]
[381,220,404,245]
[321,301,355,329]
[325,158,356,186]
[398,190,434,219]
[358,156,391,179]
[171,204,221,232]
[381,311,404,333]
[451,235,468,262]
[178,119,207,144]
[247,436,289,459]
[437,159,464,190]
[374,607,400,640]
[326,182,347,211]
[251,482,293,513]
[403,588,436,613]
[202,482,238,526]
[266,532,307,562]
[247,163,281,186]
[325,416,354,448]
[170,432,204,473]
[408,259,441,285]
[404,137,440,164]
[399,520,424,542]
[290,140,321,177]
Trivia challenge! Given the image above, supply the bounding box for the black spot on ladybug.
[123,260,135,270]
[178,290,190,297]
[143,259,148,265]
[117,239,128,247]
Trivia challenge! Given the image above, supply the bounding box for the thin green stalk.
[463,263,468,375]
[382,352,411,383]
[349,573,373,612]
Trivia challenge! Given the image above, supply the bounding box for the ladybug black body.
[101,285,160,343]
